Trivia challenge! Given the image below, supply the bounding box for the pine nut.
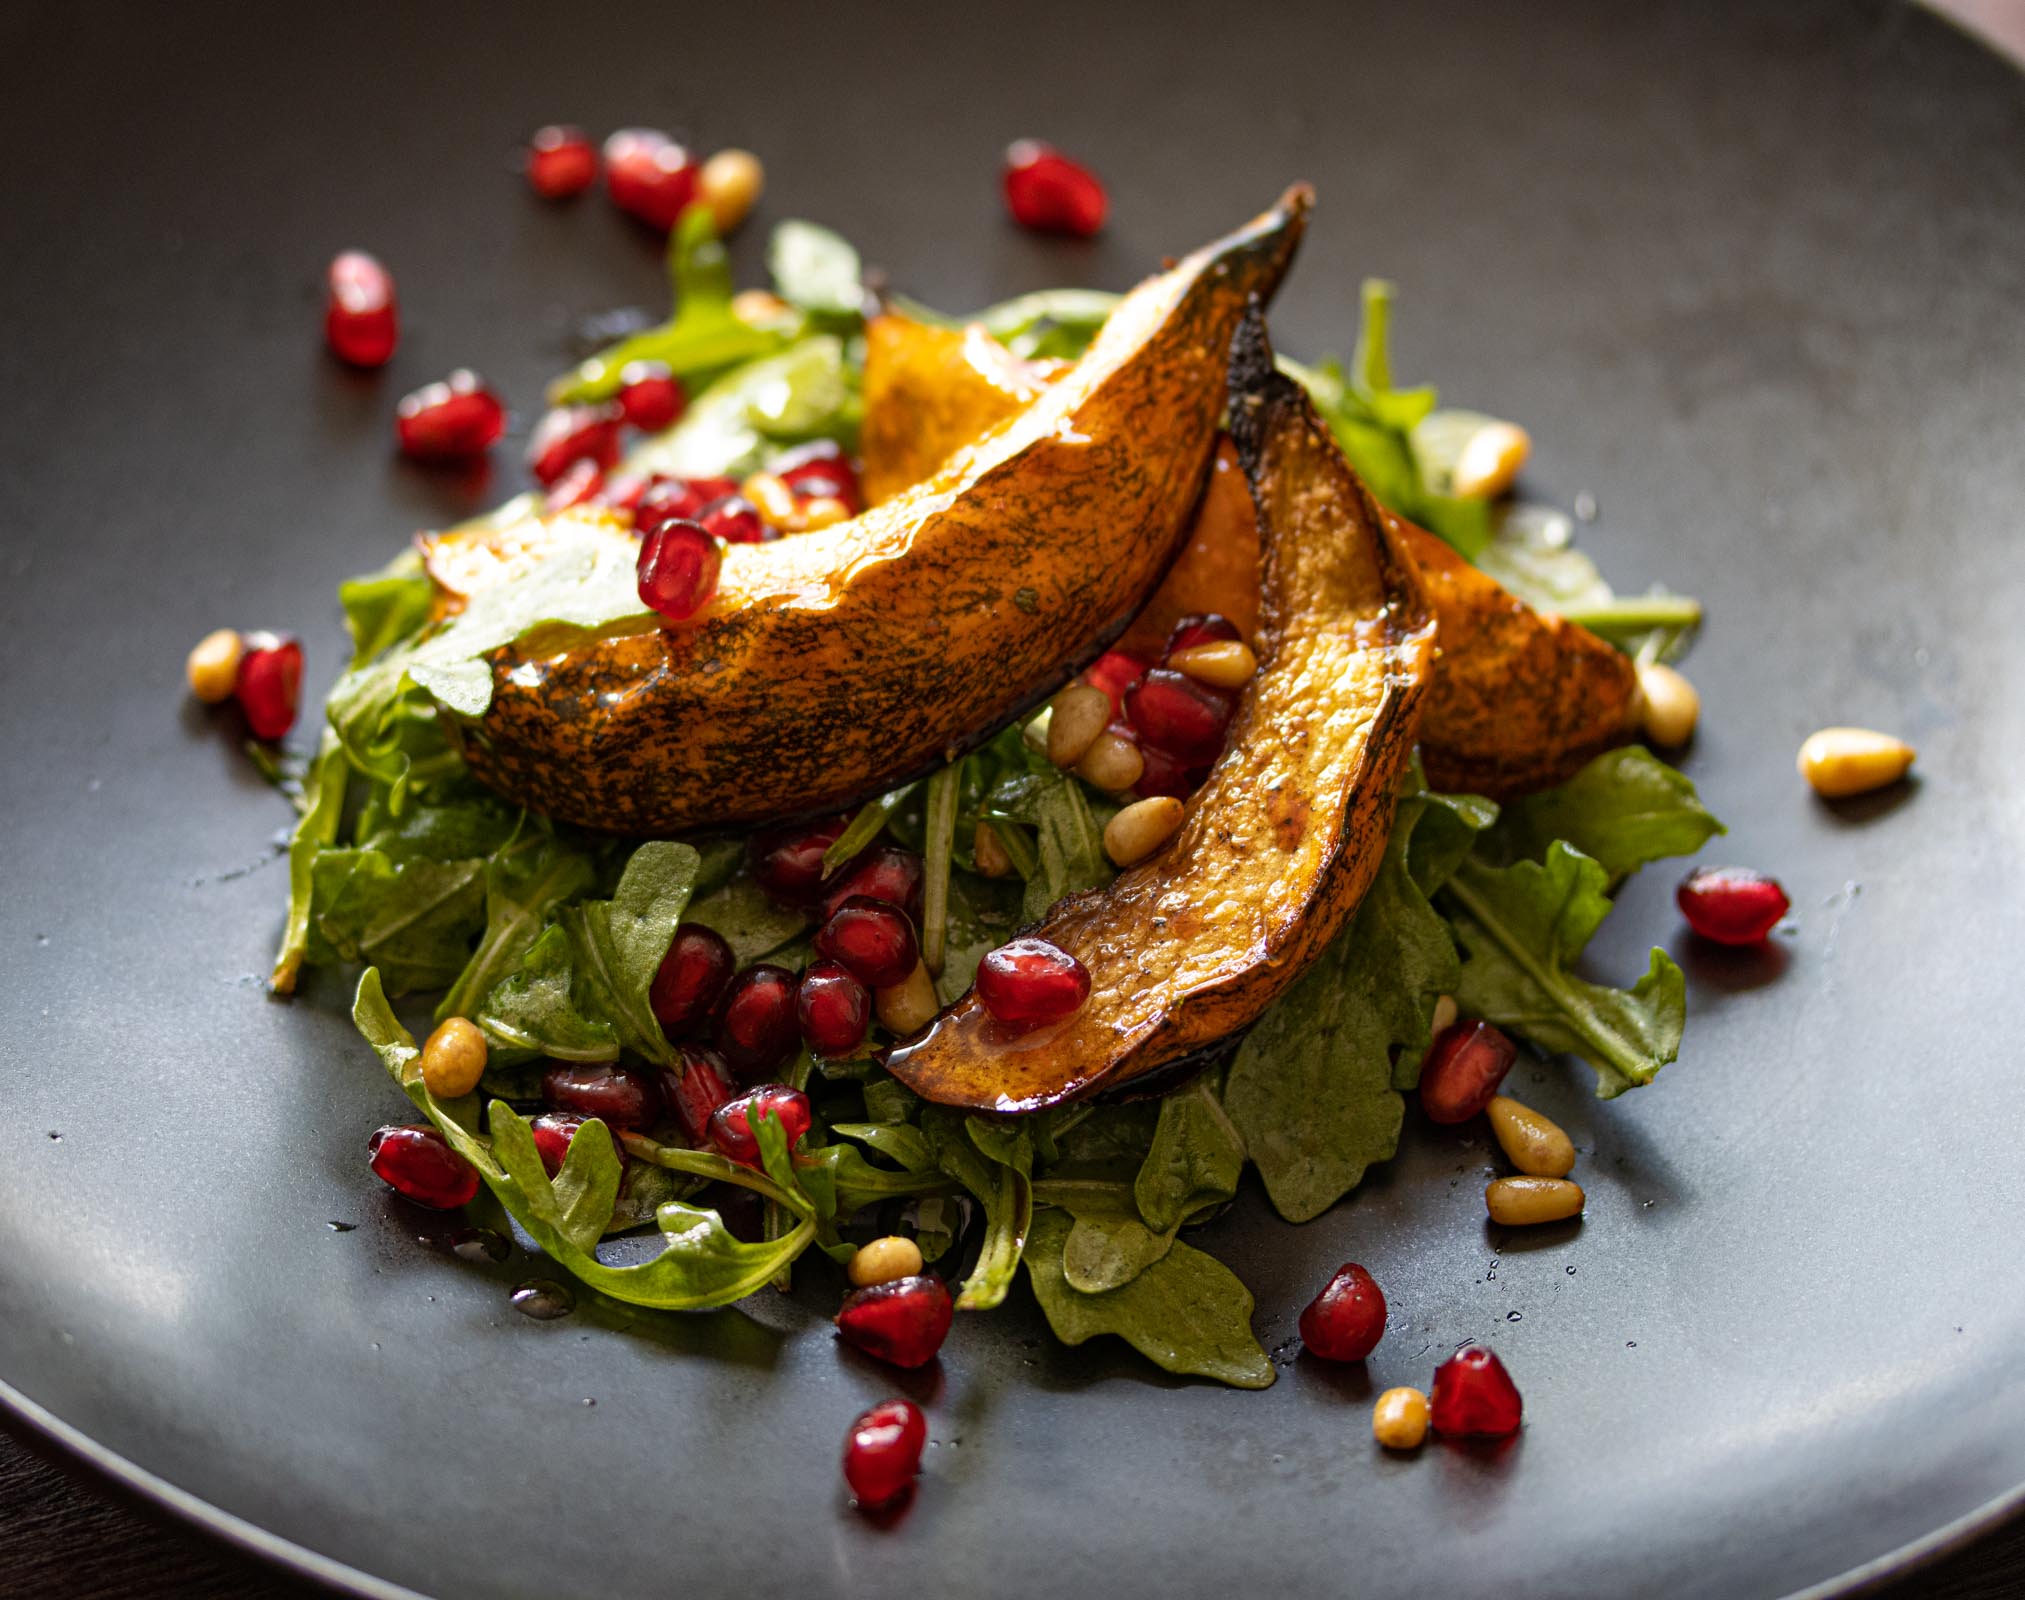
[420,1016,488,1099]
[698,148,765,234]
[1449,420,1532,500]
[972,820,1014,878]
[1798,726,1915,799]
[874,959,939,1037]
[1486,1095,1576,1178]
[1371,1386,1430,1451]
[1075,730,1144,794]
[1168,639,1257,689]
[1103,796,1185,866]
[847,1234,924,1288]
[1485,1176,1584,1226]
[731,288,790,326]
[1046,684,1112,767]
[799,495,851,530]
[741,471,798,528]
[1636,661,1700,747]
[186,628,244,704]
[1429,994,1458,1037]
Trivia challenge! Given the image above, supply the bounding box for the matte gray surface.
[1,2,2022,1597]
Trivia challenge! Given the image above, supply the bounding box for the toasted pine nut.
[847,1234,924,1288]
[1486,1095,1576,1179]
[1636,662,1700,747]
[1449,420,1532,500]
[741,471,799,528]
[1371,1386,1430,1450]
[1103,795,1185,867]
[1076,731,1144,794]
[731,287,791,326]
[874,958,939,1037]
[1485,1176,1584,1226]
[698,148,765,234]
[1798,727,1915,799]
[973,820,1014,878]
[1429,994,1458,1037]
[799,495,852,530]
[1168,639,1257,689]
[187,628,244,704]
[420,1017,488,1099]
[1046,684,1111,767]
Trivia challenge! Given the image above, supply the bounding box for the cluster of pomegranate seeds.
[396,370,506,462]
[635,518,722,622]
[1677,866,1790,946]
[798,958,871,1056]
[1430,1346,1524,1438]
[604,128,698,230]
[234,632,303,741]
[716,964,801,1076]
[368,1124,480,1209]
[820,844,924,923]
[816,897,919,988]
[748,815,851,906]
[1419,1019,1518,1124]
[1002,140,1109,237]
[707,1083,813,1168]
[529,1111,586,1177]
[975,937,1091,1028]
[526,403,624,486]
[649,925,736,1036]
[541,1062,661,1129]
[1299,1263,1388,1362]
[324,251,399,368]
[635,474,739,538]
[525,124,598,200]
[835,1274,954,1369]
[616,360,686,432]
[659,1049,737,1144]
[773,440,862,514]
[842,1398,928,1511]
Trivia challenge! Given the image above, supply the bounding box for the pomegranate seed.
[1124,668,1234,761]
[1430,1346,1524,1438]
[542,458,605,514]
[835,1274,954,1369]
[715,965,801,1077]
[1002,140,1108,237]
[529,1111,586,1177]
[976,938,1090,1028]
[798,959,871,1056]
[708,1083,813,1168]
[234,632,303,741]
[634,474,733,536]
[1299,1263,1388,1361]
[526,124,598,200]
[1165,612,1242,658]
[603,472,651,515]
[526,403,624,487]
[697,494,769,544]
[773,440,861,513]
[1083,648,1151,717]
[815,897,919,989]
[748,815,852,906]
[396,370,506,461]
[617,361,687,432]
[541,1062,661,1130]
[649,925,736,1036]
[820,844,925,924]
[636,519,722,623]
[1419,1019,1517,1125]
[367,1124,479,1209]
[842,1398,927,1511]
[604,128,697,231]
[1677,866,1790,946]
[1133,744,1202,800]
[658,1048,737,1143]
[323,251,398,368]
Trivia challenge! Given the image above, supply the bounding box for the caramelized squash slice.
[886,314,1437,1111]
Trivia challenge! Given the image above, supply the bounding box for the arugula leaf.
[920,1109,1032,1311]
[558,841,700,1066]
[338,552,434,668]
[1477,504,1702,660]
[437,835,597,1024]
[1023,1211,1274,1389]
[680,874,809,964]
[624,336,852,482]
[353,792,520,866]
[823,783,917,875]
[1033,1179,1177,1294]
[271,729,347,994]
[1445,843,1685,1098]
[768,220,863,319]
[474,924,619,1062]
[308,849,488,996]
[829,1121,938,1173]
[985,769,1113,924]
[1487,747,1724,883]
[1133,1067,1244,1233]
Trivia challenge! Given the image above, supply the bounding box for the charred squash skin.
[885,313,1437,1113]
[454,188,1313,836]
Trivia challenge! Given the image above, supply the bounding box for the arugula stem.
[920,761,962,974]
[1555,596,1704,636]
[619,1133,812,1217]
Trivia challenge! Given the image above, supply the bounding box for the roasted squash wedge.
[450,188,1312,835]
[886,313,1437,1111]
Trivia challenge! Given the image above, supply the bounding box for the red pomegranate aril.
[541,1062,661,1130]
[835,1274,954,1369]
[1002,139,1108,237]
[1419,1019,1517,1125]
[820,844,925,924]
[798,959,871,1056]
[716,964,802,1077]
[526,403,624,487]
[616,361,687,432]
[659,1048,737,1143]
[234,632,303,741]
[1430,1346,1524,1438]
[1299,1263,1388,1362]
[604,128,697,231]
[697,493,769,544]
[748,815,851,905]
[976,938,1090,1028]
[708,1083,813,1167]
[529,1112,586,1177]
[633,474,735,536]
[396,370,506,461]
[1164,612,1242,658]
[1677,866,1790,946]
[774,440,861,512]
[843,1398,927,1511]
[324,250,398,368]
[1133,743,1199,800]
[649,924,736,1036]
[1083,648,1151,717]
[636,519,721,623]
[543,458,605,514]
[526,124,597,200]
[367,1124,480,1209]
[1125,668,1234,761]
[603,472,651,515]
[815,897,919,989]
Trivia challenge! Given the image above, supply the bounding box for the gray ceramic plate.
[4,1,2023,1596]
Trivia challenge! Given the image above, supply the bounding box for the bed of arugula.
[277,209,1721,1388]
